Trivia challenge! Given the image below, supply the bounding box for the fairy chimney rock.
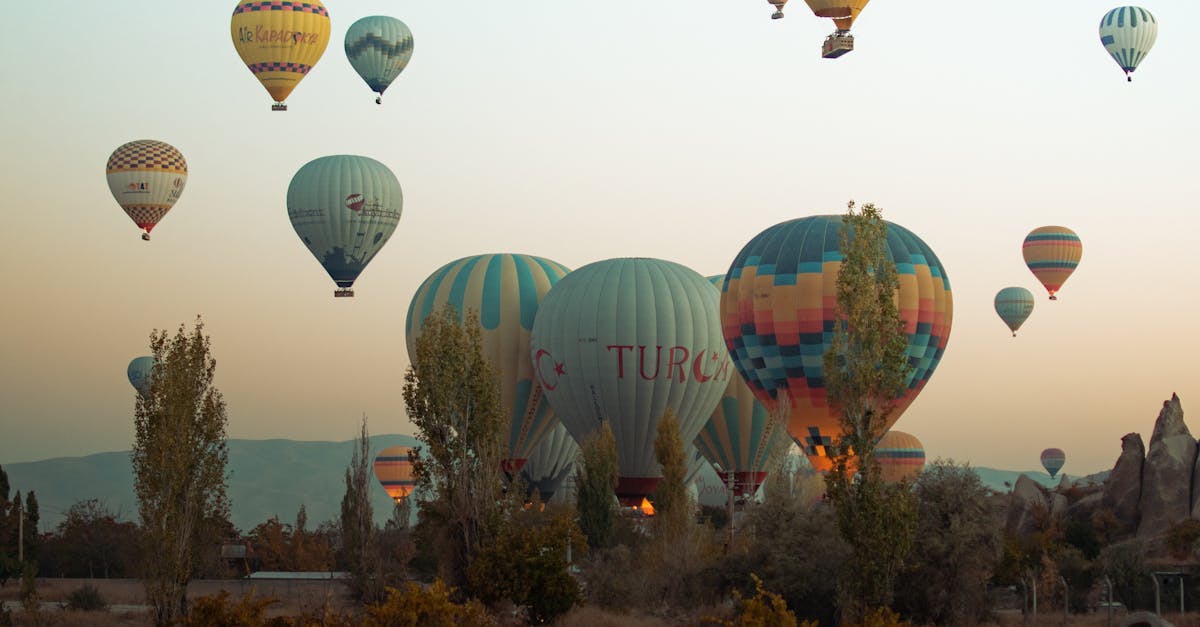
[1102,432,1144,530]
[1138,394,1195,538]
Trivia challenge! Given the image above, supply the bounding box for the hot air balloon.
[531,258,731,506]
[231,0,331,111]
[345,16,414,105]
[994,287,1035,337]
[767,0,788,20]
[802,0,871,58]
[287,155,402,297]
[1040,447,1066,478]
[520,423,579,503]
[1099,6,1157,82]
[127,356,155,397]
[407,254,571,473]
[695,276,789,500]
[374,446,416,502]
[875,430,925,484]
[722,215,953,473]
[1022,226,1081,301]
[106,140,187,241]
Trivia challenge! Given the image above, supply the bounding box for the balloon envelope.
[875,430,925,484]
[373,446,416,502]
[1022,226,1081,300]
[106,140,187,239]
[721,215,953,473]
[127,356,155,397]
[345,16,414,101]
[695,276,788,498]
[531,258,731,505]
[519,423,579,503]
[803,0,870,30]
[231,0,331,109]
[994,287,1035,336]
[287,155,403,296]
[1041,447,1066,478]
[407,253,571,472]
[1099,6,1157,80]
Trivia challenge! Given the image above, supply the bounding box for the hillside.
[3,434,421,532]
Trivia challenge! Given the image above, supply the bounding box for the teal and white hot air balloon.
[407,253,571,474]
[530,258,731,507]
[345,16,414,104]
[127,356,155,397]
[520,423,579,503]
[287,155,403,297]
[1099,6,1157,82]
[994,287,1035,337]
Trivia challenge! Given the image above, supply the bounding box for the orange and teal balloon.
[127,356,155,397]
[875,430,925,484]
[345,16,414,104]
[531,258,731,506]
[287,155,403,297]
[373,446,416,502]
[721,215,953,473]
[407,254,571,474]
[1099,6,1157,82]
[1022,226,1081,300]
[106,140,187,241]
[695,276,789,498]
[231,0,331,111]
[1040,447,1066,479]
[994,287,1035,337]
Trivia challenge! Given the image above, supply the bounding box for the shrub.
[186,590,278,626]
[66,584,107,611]
[724,574,801,627]
[363,580,493,627]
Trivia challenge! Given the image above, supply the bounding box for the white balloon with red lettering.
[530,257,731,506]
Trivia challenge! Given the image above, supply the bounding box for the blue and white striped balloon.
[1099,6,1157,81]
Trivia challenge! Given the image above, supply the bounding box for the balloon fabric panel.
[127,356,155,397]
[1022,226,1082,299]
[875,430,925,484]
[106,140,187,234]
[1041,447,1066,478]
[231,1,331,104]
[994,287,1035,335]
[520,423,578,502]
[345,16,414,97]
[1099,6,1157,76]
[373,446,415,501]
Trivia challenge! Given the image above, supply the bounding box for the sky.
[1,1,1198,476]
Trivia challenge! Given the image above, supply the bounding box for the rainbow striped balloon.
[373,446,416,502]
[721,214,953,473]
[406,253,571,474]
[1040,447,1066,479]
[1022,226,1082,300]
[875,430,925,484]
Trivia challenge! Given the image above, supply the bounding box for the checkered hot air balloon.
[407,254,571,475]
[373,446,416,502]
[994,287,1036,337]
[231,0,331,111]
[1099,6,1157,82]
[721,214,953,473]
[1022,226,1082,301]
[105,140,187,241]
[345,16,414,105]
[1040,447,1066,479]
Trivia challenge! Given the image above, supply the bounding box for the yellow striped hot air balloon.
[875,430,925,484]
[231,1,331,111]
[373,446,416,502]
[802,0,871,57]
[1022,226,1082,300]
[105,140,187,241]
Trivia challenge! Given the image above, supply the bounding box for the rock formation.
[1102,432,1144,530]
[1006,473,1051,536]
[1136,394,1195,538]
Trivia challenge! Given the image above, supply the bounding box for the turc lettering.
[606,345,634,378]
[665,346,690,382]
[638,346,663,380]
[692,349,717,382]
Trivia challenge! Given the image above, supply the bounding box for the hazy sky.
[2,2,1197,477]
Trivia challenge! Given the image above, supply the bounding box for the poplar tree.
[822,202,917,620]
[340,417,380,601]
[651,409,689,536]
[575,422,619,550]
[131,317,229,626]
[402,304,510,589]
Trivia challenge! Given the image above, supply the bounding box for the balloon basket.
[771,11,784,19]
[335,288,355,298]
[271,103,288,112]
[141,232,151,241]
[821,32,854,59]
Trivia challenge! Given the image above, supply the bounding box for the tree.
[895,460,1001,625]
[341,416,381,601]
[131,317,230,626]
[822,202,917,620]
[21,492,38,563]
[575,422,619,550]
[402,304,511,590]
[651,409,689,536]
[39,499,139,578]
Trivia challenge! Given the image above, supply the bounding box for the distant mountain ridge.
[4,437,1109,533]
[3,435,421,533]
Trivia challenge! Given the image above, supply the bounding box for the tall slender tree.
[575,422,619,550]
[402,304,510,590]
[340,416,380,601]
[131,317,229,626]
[651,409,689,536]
[822,202,917,621]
